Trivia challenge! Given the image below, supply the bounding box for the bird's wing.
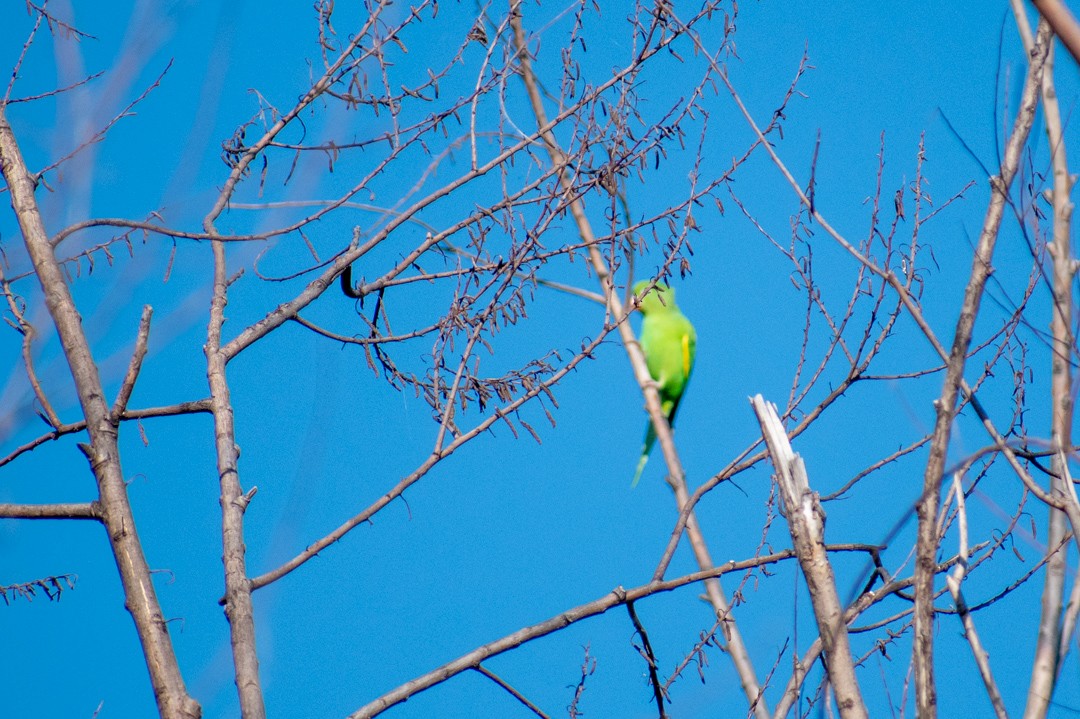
[632,309,696,487]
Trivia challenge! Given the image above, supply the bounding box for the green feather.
[631,281,696,487]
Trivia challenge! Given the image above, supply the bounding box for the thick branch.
[0,108,200,718]
[751,396,867,719]
[1014,6,1077,716]
[0,502,98,519]
[1030,0,1080,66]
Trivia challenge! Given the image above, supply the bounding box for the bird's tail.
[631,453,648,488]
[630,422,658,488]
[631,398,679,487]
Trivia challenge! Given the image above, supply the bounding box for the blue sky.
[2,1,1079,718]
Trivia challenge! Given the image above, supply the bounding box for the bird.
[631,280,697,487]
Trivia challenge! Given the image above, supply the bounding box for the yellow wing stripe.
[681,333,691,376]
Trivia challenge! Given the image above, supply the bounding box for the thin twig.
[1,266,61,428]
[35,61,174,182]
[627,601,667,718]
[473,665,550,719]
[944,473,1008,719]
[8,70,105,105]
[0,400,213,468]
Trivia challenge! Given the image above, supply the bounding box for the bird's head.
[632,280,675,315]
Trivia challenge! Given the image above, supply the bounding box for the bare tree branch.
[627,601,668,719]
[349,551,797,719]
[1030,0,1080,66]
[943,473,1008,719]
[751,395,867,719]
[473,665,551,719]
[1013,6,1077,716]
[111,305,153,420]
[911,21,1050,718]
[0,400,213,468]
[0,103,200,719]
[0,502,98,519]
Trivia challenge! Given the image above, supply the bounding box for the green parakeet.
[631,281,697,487]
